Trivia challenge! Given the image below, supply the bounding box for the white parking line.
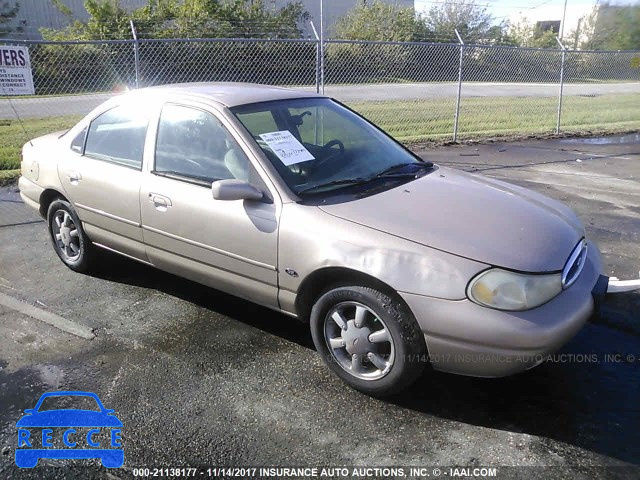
[0,292,94,340]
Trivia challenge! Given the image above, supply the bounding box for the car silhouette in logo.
[15,391,123,468]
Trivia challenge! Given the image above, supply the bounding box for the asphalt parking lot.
[0,134,638,479]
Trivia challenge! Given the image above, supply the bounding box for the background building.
[4,0,415,39]
[5,0,91,38]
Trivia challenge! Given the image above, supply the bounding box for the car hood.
[318,167,584,272]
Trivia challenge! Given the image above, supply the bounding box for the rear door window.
[84,105,150,169]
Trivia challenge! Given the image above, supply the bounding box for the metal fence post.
[310,21,321,94]
[130,20,141,89]
[556,36,567,134]
[453,29,465,142]
[319,0,325,94]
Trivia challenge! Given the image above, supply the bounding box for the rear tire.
[310,286,427,397]
[47,199,95,273]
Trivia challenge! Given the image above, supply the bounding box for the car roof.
[134,82,324,108]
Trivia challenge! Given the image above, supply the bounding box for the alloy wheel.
[323,301,395,381]
[51,209,81,263]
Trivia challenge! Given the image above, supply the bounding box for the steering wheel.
[308,139,345,175]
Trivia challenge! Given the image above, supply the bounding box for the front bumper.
[400,241,602,377]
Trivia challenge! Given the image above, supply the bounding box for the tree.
[0,1,19,37]
[334,0,507,44]
[505,18,559,49]
[43,0,131,40]
[579,2,640,50]
[334,1,427,42]
[84,0,131,39]
[42,0,309,40]
[422,0,505,44]
[130,0,179,38]
[214,0,309,39]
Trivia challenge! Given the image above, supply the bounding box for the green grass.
[0,115,82,171]
[0,169,20,185]
[350,93,640,142]
[0,93,638,174]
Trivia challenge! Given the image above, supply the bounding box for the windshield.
[231,98,425,195]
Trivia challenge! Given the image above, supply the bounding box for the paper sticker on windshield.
[259,130,315,166]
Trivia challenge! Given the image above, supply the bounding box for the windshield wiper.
[297,177,372,195]
[373,161,434,178]
[297,162,434,195]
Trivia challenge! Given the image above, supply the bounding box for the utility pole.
[560,0,568,40]
[573,17,582,50]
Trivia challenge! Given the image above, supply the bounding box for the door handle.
[149,193,172,210]
[67,171,82,184]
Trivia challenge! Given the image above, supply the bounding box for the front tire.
[310,286,427,397]
[47,199,95,273]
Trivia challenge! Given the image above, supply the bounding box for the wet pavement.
[0,135,639,479]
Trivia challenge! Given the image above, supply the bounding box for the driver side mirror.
[212,179,264,201]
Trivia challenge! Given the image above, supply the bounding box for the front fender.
[278,203,488,308]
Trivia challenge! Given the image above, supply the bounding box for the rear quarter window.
[70,127,87,154]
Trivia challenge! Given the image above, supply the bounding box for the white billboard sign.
[0,45,35,95]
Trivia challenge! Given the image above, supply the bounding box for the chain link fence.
[1,37,639,143]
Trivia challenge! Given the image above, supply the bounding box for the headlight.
[467,268,563,311]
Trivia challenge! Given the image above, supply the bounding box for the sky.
[414,0,597,34]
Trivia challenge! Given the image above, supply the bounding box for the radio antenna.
[1,83,33,146]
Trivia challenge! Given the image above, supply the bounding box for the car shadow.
[90,251,639,466]
[90,251,315,350]
[392,342,640,465]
